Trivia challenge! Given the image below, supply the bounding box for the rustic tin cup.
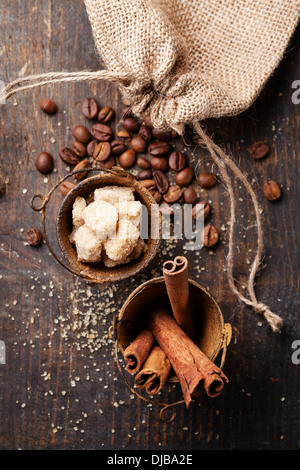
[114,276,231,380]
[31,168,162,283]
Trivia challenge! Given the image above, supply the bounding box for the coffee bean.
[73,125,91,144]
[137,156,151,169]
[139,125,152,142]
[143,115,152,128]
[40,98,57,115]
[249,142,270,160]
[151,128,171,141]
[72,141,87,158]
[81,97,99,120]
[197,172,217,189]
[192,202,210,220]
[183,187,197,205]
[121,106,132,118]
[118,149,136,168]
[201,224,219,247]
[111,139,126,156]
[35,152,54,174]
[60,181,76,196]
[159,202,174,215]
[150,156,168,171]
[59,147,79,165]
[90,123,112,142]
[150,190,162,203]
[163,185,182,203]
[175,167,193,186]
[138,169,153,180]
[86,139,98,156]
[263,180,281,201]
[140,179,156,191]
[131,135,148,153]
[169,151,185,171]
[98,106,115,124]
[73,159,91,181]
[116,130,131,141]
[93,142,111,162]
[26,228,42,246]
[122,117,140,133]
[97,155,116,169]
[153,170,169,194]
[148,141,170,157]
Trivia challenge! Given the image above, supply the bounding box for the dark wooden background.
[0,0,299,451]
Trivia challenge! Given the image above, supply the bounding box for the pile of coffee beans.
[34,96,282,250]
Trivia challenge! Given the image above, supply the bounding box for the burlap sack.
[84,0,300,132]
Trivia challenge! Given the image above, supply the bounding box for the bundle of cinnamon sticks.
[123,256,229,408]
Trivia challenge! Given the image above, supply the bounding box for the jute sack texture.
[84,0,300,132]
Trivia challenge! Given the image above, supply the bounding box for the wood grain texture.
[0,0,299,450]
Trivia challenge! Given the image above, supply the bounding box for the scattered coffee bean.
[143,115,152,128]
[183,187,197,205]
[59,147,79,165]
[121,106,132,118]
[139,125,152,142]
[159,202,174,215]
[169,151,185,171]
[140,179,157,191]
[192,202,210,220]
[163,185,183,203]
[111,139,126,156]
[118,149,136,168]
[86,139,98,156]
[35,152,54,174]
[26,228,42,246]
[151,128,171,141]
[150,190,162,203]
[73,125,91,144]
[122,117,140,133]
[116,130,131,141]
[137,156,151,169]
[60,181,76,196]
[137,169,152,180]
[93,142,111,162]
[72,141,87,158]
[175,167,193,186]
[197,172,217,189]
[201,224,219,247]
[81,97,99,120]
[73,159,91,181]
[97,155,116,169]
[40,98,57,115]
[249,141,270,159]
[148,141,170,157]
[153,170,169,194]
[263,180,281,201]
[131,135,148,153]
[98,106,115,124]
[150,156,168,171]
[90,123,112,142]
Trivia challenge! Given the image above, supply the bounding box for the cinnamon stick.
[134,345,171,395]
[163,256,194,339]
[123,328,155,374]
[146,304,229,408]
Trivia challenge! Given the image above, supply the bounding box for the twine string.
[0,69,283,332]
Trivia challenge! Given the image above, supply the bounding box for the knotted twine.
[1,0,299,332]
